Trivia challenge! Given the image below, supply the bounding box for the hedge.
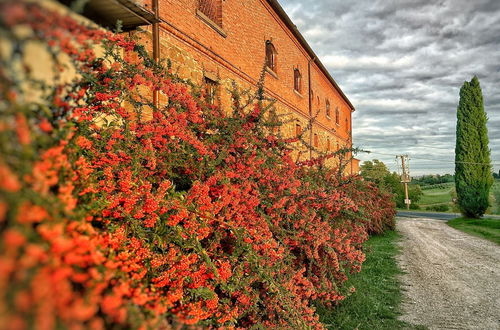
[0,2,395,328]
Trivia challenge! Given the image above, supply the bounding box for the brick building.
[65,0,359,173]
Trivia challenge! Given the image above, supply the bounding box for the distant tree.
[441,174,455,183]
[360,160,389,187]
[455,76,493,218]
[361,160,422,208]
[385,172,422,208]
[412,174,454,186]
[408,185,423,208]
[493,187,500,215]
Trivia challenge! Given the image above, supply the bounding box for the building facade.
[69,0,359,173]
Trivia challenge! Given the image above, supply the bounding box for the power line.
[360,144,455,152]
[360,150,500,166]
[410,145,455,151]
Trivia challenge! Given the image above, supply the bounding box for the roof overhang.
[266,0,355,112]
[66,0,159,31]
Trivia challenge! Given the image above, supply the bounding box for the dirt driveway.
[397,217,500,330]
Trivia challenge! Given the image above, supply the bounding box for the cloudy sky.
[279,0,500,176]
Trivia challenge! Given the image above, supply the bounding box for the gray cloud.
[280,0,500,175]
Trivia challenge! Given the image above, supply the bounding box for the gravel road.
[397,217,500,330]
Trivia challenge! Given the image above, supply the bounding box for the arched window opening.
[295,123,302,137]
[335,107,340,125]
[294,68,302,93]
[265,41,277,72]
[326,99,331,118]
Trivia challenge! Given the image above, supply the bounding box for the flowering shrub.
[345,180,397,234]
[0,2,395,329]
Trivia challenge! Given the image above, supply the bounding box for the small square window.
[198,0,223,27]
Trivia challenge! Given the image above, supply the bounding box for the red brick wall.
[137,0,354,167]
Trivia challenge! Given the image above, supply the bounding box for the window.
[204,76,218,105]
[295,123,302,137]
[294,68,302,93]
[266,41,277,72]
[314,134,319,148]
[317,96,320,106]
[335,107,340,125]
[326,100,331,118]
[198,0,223,27]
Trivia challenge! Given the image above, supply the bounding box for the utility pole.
[397,155,411,210]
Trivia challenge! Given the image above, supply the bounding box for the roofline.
[266,0,355,112]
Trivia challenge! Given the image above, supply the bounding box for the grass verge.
[447,217,500,245]
[317,230,423,329]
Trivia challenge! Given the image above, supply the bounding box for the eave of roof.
[266,0,355,112]
[79,0,159,31]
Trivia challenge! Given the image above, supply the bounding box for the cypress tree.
[455,76,493,218]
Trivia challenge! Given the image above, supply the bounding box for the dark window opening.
[295,124,302,137]
[326,100,331,118]
[294,68,302,93]
[335,107,340,125]
[198,0,223,26]
[204,77,218,105]
[266,41,277,72]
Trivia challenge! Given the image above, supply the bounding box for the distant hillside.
[418,179,500,215]
[412,174,454,186]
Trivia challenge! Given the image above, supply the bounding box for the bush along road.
[0,2,396,328]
